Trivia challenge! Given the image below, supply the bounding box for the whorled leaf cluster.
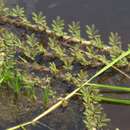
[81,86,110,130]
[0,29,36,97]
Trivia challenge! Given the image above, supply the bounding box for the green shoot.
[52,16,65,36]
[49,62,59,75]
[9,5,25,18]
[68,21,81,39]
[32,12,47,27]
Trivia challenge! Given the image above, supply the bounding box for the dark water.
[3,0,130,130]
[8,0,130,44]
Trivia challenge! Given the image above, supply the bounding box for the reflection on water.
[3,0,130,130]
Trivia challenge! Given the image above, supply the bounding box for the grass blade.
[98,96,130,105]
[87,83,130,92]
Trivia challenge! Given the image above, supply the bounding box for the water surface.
[3,0,130,130]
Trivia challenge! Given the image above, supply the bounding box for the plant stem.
[7,121,32,130]
[0,16,110,51]
[99,96,130,105]
[87,83,130,92]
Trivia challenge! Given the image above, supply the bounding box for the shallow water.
[2,0,130,130]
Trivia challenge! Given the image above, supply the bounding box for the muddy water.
[2,0,130,130]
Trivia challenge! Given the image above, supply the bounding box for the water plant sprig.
[86,24,99,39]
[52,16,65,36]
[0,30,37,98]
[9,5,25,18]
[68,21,81,39]
[32,12,47,27]
[49,62,59,75]
[48,37,65,58]
[0,0,9,16]
[81,86,110,130]
[70,45,89,65]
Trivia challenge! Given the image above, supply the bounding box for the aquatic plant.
[0,30,36,97]
[0,2,130,130]
[9,5,25,18]
[68,21,81,39]
[52,16,65,36]
[32,12,47,27]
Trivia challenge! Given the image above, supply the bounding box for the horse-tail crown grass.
[32,12,47,27]
[68,21,81,39]
[1,2,130,130]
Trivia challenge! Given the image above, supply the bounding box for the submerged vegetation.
[0,1,130,130]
